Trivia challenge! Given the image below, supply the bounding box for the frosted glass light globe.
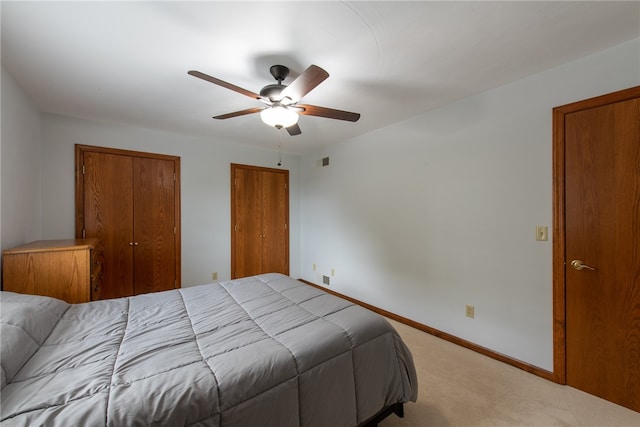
[260,106,298,128]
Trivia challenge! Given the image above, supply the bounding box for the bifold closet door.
[132,157,176,295]
[233,167,263,278]
[260,169,288,275]
[77,145,181,299]
[82,151,135,299]
[231,164,289,279]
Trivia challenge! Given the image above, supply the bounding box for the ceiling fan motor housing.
[260,65,291,102]
[260,84,287,102]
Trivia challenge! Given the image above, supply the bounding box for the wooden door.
[553,86,640,411]
[231,164,289,279]
[81,151,134,299]
[261,170,288,275]
[76,145,181,298]
[232,167,263,277]
[133,157,177,295]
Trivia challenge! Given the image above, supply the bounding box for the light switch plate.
[536,226,548,241]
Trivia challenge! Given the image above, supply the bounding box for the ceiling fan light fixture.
[189,64,359,136]
[260,105,298,128]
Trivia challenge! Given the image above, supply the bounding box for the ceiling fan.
[188,64,360,136]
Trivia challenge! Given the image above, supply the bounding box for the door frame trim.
[552,86,640,384]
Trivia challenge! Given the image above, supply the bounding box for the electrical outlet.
[466,305,475,318]
[212,272,218,281]
[313,263,316,271]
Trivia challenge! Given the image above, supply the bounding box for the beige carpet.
[380,319,640,427]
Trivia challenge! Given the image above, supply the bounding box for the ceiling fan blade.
[188,70,261,100]
[280,65,329,102]
[297,104,360,122]
[213,107,264,120]
[286,123,302,136]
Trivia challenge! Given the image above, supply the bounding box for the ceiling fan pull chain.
[277,131,283,167]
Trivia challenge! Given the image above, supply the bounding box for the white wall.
[1,68,43,251]
[38,114,301,286]
[299,38,640,371]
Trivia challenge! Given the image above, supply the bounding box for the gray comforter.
[1,273,417,426]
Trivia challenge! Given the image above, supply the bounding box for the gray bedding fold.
[1,273,417,426]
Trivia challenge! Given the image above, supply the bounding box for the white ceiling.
[2,1,639,154]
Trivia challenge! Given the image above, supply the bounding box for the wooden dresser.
[2,239,102,303]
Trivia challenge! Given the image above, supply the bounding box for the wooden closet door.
[77,145,181,299]
[233,167,263,278]
[231,164,289,279]
[261,170,288,275]
[133,157,177,295]
[82,152,135,299]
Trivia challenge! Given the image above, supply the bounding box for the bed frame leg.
[360,402,405,426]
[393,402,404,418]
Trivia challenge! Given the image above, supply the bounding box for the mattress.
[1,273,417,426]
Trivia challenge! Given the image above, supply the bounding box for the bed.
[1,273,417,426]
